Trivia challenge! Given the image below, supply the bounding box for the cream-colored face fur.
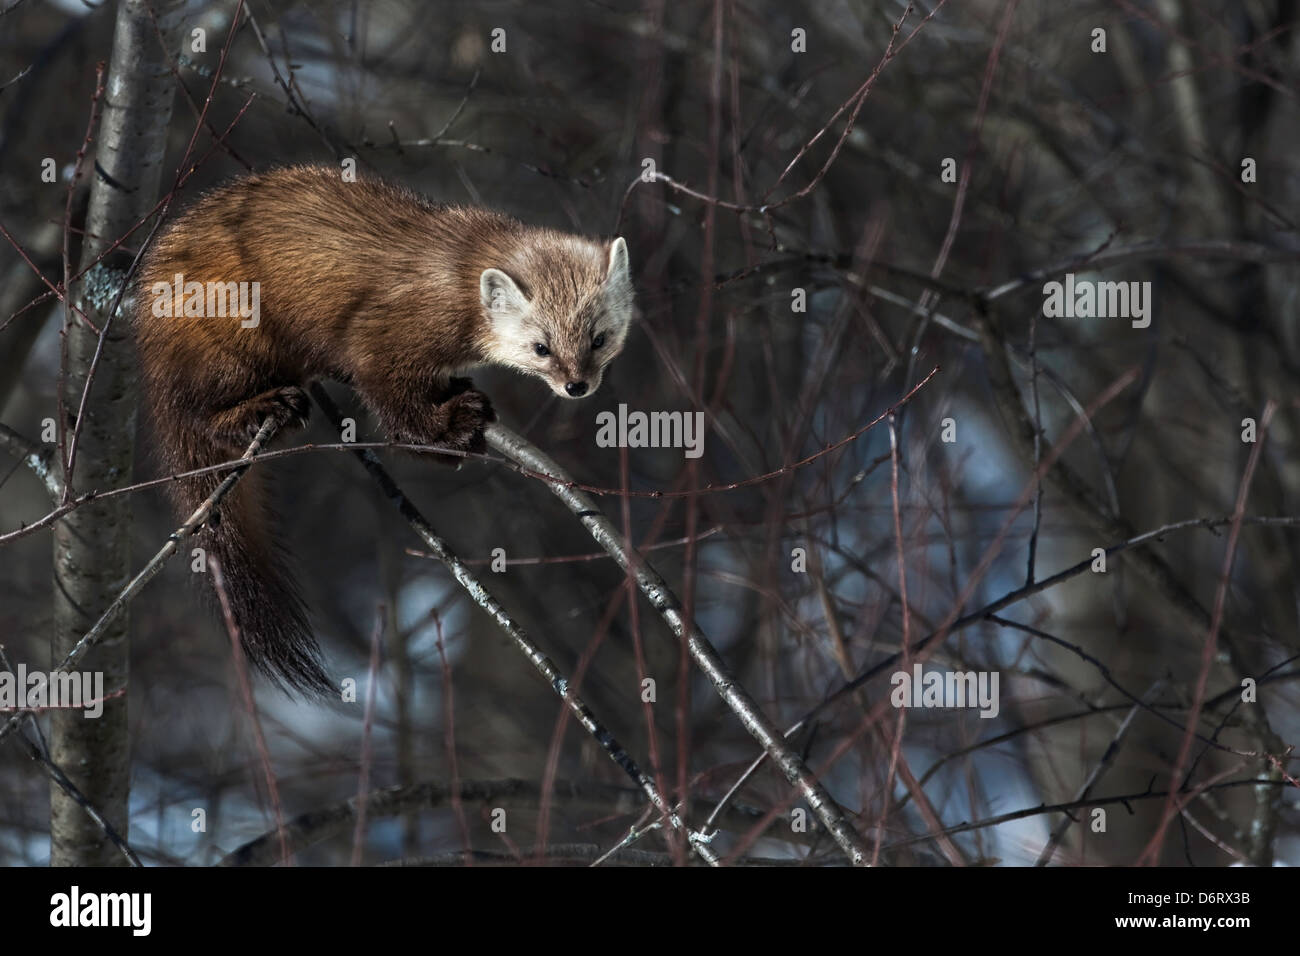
[480,237,634,399]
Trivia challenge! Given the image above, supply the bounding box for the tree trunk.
[50,0,185,867]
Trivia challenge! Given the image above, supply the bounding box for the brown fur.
[135,164,633,693]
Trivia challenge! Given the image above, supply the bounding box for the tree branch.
[485,421,873,866]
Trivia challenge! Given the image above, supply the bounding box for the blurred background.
[0,0,1297,866]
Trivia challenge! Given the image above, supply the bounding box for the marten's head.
[479,236,634,399]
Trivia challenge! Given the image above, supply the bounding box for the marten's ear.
[605,237,630,288]
[480,268,530,330]
[602,238,633,327]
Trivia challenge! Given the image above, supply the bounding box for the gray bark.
[50,0,185,867]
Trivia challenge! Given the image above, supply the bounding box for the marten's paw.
[391,387,493,467]
[443,388,495,452]
[212,386,312,446]
[265,386,312,430]
[246,386,311,440]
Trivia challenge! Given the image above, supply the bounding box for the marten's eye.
[534,343,550,357]
[591,332,606,350]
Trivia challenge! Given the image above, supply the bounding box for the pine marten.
[135,164,634,694]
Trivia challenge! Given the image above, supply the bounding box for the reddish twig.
[433,613,472,864]
[351,606,385,866]
[1139,400,1279,864]
[211,554,292,866]
[57,62,108,496]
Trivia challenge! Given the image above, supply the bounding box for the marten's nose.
[565,381,588,397]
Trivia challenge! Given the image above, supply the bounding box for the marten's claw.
[210,385,313,445]
[242,386,311,440]
[268,386,312,429]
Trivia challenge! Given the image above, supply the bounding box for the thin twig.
[433,613,473,862]
[351,606,385,866]
[0,423,61,500]
[211,554,292,866]
[58,61,108,496]
[0,371,938,549]
[1141,400,1279,864]
[1034,681,1164,866]
[881,776,1286,854]
[218,778,788,866]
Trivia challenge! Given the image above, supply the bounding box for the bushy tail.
[173,437,334,697]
